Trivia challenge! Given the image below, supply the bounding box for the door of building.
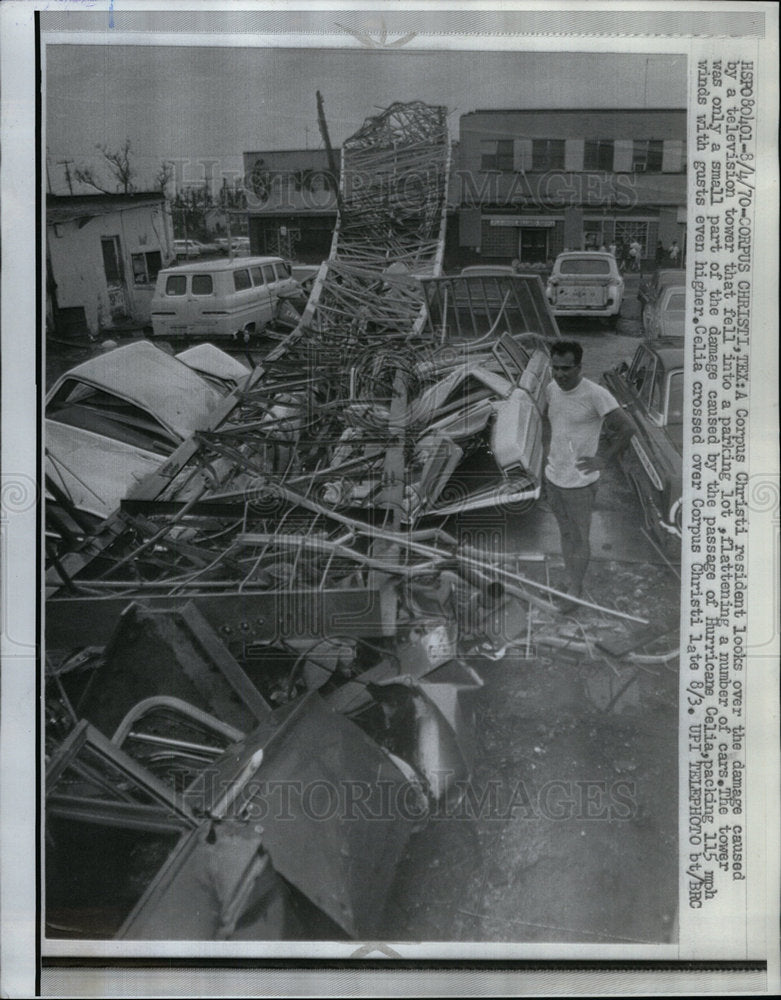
[519,227,548,263]
[101,236,129,322]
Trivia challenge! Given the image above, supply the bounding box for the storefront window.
[614,221,650,256]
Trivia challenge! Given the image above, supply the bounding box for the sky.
[45,45,686,195]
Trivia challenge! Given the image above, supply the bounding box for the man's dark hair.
[550,340,583,365]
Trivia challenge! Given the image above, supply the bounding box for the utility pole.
[316,90,343,217]
[222,179,234,260]
[57,160,74,195]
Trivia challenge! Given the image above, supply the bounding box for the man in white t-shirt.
[544,340,635,612]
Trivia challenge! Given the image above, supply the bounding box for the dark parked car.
[602,339,683,554]
[637,268,682,310]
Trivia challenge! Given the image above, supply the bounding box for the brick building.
[243,108,686,271]
[455,108,687,267]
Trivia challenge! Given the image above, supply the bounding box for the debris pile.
[44,101,675,942]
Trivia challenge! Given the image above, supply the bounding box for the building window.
[614,221,650,257]
[531,139,565,171]
[583,220,607,251]
[632,140,664,172]
[131,251,163,286]
[583,140,614,171]
[481,140,514,172]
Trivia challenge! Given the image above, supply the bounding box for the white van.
[150,256,302,340]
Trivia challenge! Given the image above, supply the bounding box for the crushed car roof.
[46,341,225,442]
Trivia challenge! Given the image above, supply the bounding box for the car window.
[46,380,178,451]
[628,348,656,406]
[165,275,187,296]
[665,292,686,311]
[559,258,611,275]
[250,266,264,286]
[275,261,291,280]
[233,269,251,292]
[262,264,276,284]
[666,371,683,424]
[639,357,659,409]
[191,274,214,296]
[648,366,665,415]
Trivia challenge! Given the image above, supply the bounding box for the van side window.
[233,269,251,291]
[275,261,291,280]
[250,266,264,286]
[192,274,214,296]
[262,264,275,284]
[166,275,187,296]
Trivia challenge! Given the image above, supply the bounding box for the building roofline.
[244,149,339,157]
[47,191,164,203]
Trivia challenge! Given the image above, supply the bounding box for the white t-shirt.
[544,377,619,488]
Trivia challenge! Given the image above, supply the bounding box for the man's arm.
[575,406,635,474]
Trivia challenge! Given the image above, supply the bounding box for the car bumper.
[549,305,621,318]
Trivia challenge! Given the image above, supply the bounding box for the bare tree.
[155,160,175,197]
[74,138,137,195]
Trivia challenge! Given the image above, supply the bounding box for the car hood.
[46,341,224,442]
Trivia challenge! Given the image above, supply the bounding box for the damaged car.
[319,332,551,520]
[45,340,250,528]
[601,338,683,553]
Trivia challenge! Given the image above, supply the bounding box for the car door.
[160,271,190,334]
[246,265,274,330]
[272,260,298,298]
[189,271,218,335]
[625,348,678,525]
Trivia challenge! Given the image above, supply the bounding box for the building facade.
[243,149,339,263]
[243,109,686,272]
[47,192,174,337]
[455,108,686,267]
